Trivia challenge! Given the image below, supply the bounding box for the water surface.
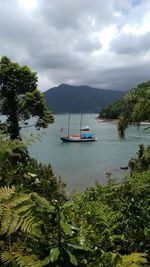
[24,114,150,192]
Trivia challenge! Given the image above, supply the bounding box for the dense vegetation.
[0,134,150,266]
[99,98,127,120]
[99,81,150,138]
[0,58,150,266]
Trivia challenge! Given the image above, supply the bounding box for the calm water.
[21,114,149,192]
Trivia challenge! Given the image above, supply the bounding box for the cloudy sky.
[0,0,150,91]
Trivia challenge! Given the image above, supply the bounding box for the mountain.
[44,84,125,114]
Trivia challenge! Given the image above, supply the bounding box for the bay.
[24,114,149,192]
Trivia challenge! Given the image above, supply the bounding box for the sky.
[0,0,150,92]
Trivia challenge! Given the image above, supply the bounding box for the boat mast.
[80,113,83,136]
[68,114,70,137]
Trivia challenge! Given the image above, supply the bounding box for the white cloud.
[98,25,118,50]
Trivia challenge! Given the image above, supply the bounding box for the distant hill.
[44,84,125,114]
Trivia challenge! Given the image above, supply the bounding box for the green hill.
[99,81,150,120]
[44,84,125,114]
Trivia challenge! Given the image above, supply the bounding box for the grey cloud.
[86,62,150,90]
[0,0,150,92]
[74,36,101,53]
[38,0,116,30]
[44,56,150,91]
[33,50,80,69]
[110,32,150,55]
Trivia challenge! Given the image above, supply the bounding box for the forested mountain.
[99,81,150,121]
[99,98,127,119]
[44,84,125,113]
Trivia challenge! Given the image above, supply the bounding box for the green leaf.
[71,225,80,231]
[60,220,73,236]
[67,251,78,266]
[144,227,150,237]
[27,172,37,178]
[42,255,51,265]
[113,254,122,266]
[50,247,60,262]
[0,153,9,163]
[78,235,85,245]
[67,243,84,250]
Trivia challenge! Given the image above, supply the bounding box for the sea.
[1,114,149,192]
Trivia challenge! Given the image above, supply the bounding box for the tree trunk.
[7,92,20,140]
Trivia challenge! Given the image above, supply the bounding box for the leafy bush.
[0,133,150,266]
[129,144,150,172]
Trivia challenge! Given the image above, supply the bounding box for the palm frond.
[120,253,147,266]
[0,186,15,201]
[31,192,55,212]
[6,194,31,209]
[117,115,129,140]
[0,186,42,237]
[1,251,42,267]
[0,206,13,234]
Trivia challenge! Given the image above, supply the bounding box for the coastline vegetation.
[0,57,150,266]
[99,81,150,139]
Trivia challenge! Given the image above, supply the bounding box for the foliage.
[1,172,149,266]
[0,186,46,266]
[129,144,150,172]
[0,132,27,186]
[66,170,150,266]
[0,132,66,202]
[0,186,42,236]
[117,253,147,267]
[99,80,150,139]
[117,81,150,139]
[0,56,54,140]
[0,116,150,266]
[0,131,24,164]
[99,98,126,120]
[0,186,84,267]
[24,159,66,201]
[41,199,88,267]
[0,132,81,266]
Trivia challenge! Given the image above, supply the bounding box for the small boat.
[120,166,128,170]
[80,126,90,131]
[60,114,97,142]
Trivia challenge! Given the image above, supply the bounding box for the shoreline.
[97,118,150,125]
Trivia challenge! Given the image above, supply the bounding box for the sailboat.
[60,114,97,142]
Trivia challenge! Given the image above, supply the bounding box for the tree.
[128,144,150,172]
[117,81,150,139]
[99,98,127,120]
[0,56,54,140]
